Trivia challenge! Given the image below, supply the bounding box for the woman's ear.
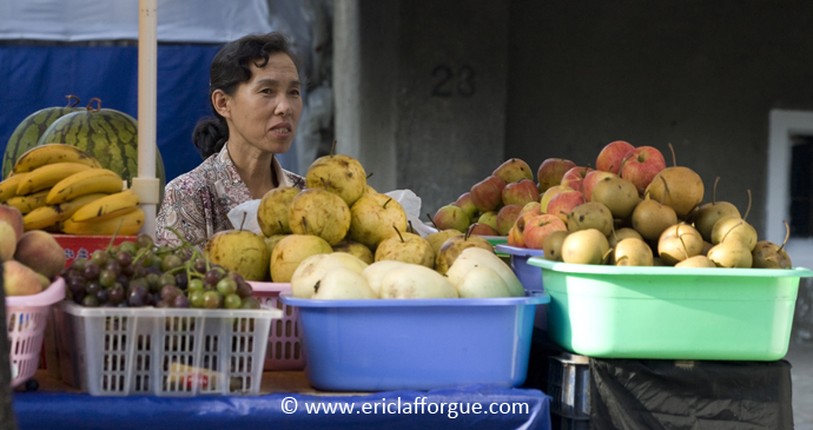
[212,89,230,118]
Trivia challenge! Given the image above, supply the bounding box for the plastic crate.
[53,301,280,396]
[282,292,549,391]
[5,277,65,388]
[248,282,305,371]
[494,244,547,329]
[548,353,590,419]
[528,257,813,360]
[52,234,137,267]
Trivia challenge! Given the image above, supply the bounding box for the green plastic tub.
[527,257,813,361]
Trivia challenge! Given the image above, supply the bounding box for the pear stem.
[781,220,790,251]
[743,189,752,221]
[426,213,439,229]
[392,225,405,242]
[667,142,677,166]
[712,176,720,204]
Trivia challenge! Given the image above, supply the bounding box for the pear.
[631,196,678,242]
[362,260,411,296]
[205,229,270,281]
[644,166,704,219]
[270,234,333,282]
[257,186,299,236]
[312,267,377,300]
[590,175,641,220]
[374,228,435,268]
[434,232,494,274]
[425,228,464,256]
[454,266,512,298]
[349,191,408,249]
[264,234,289,257]
[752,240,792,269]
[378,263,458,299]
[291,252,369,298]
[445,247,524,297]
[613,237,654,266]
[305,153,367,207]
[13,229,66,280]
[657,223,704,266]
[692,200,741,242]
[707,240,753,268]
[542,230,569,262]
[566,201,614,236]
[289,188,352,246]
[608,227,643,248]
[332,239,374,264]
[3,260,50,296]
[561,228,610,265]
[675,255,717,268]
[711,216,758,250]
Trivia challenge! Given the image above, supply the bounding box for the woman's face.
[215,52,303,155]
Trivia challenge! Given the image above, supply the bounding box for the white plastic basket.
[5,277,66,388]
[54,301,280,396]
[249,282,305,370]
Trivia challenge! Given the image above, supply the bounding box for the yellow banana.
[12,143,101,174]
[70,189,140,223]
[5,189,49,214]
[62,206,145,236]
[0,172,28,202]
[46,168,124,204]
[22,192,109,230]
[16,162,95,195]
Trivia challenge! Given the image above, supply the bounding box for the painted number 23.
[431,65,475,97]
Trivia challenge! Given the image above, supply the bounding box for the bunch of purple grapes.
[62,234,260,309]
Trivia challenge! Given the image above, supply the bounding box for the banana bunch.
[0,144,144,235]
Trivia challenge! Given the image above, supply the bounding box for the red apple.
[0,204,24,243]
[496,204,523,236]
[522,213,567,249]
[540,185,568,213]
[431,204,470,232]
[469,222,500,236]
[620,146,666,194]
[537,158,577,193]
[595,140,635,174]
[469,175,507,213]
[454,192,478,220]
[545,188,585,222]
[507,223,525,247]
[581,170,617,202]
[559,166,594,194]
[493,158,533,184]
[501,178,540,206]
[519,201,543,218]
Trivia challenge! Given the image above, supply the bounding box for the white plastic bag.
[228,199,262,234]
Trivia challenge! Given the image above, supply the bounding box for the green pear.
[257,186,299,236]
[270,234,332,283]
[305,153,367,207]
[205,229,270,281]
[289,188,351,246]
[374,228,435,268]
[291,252,369,299]
[312,267,377,300]
[378,263,458,299]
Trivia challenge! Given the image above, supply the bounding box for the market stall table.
[12,370,552,430]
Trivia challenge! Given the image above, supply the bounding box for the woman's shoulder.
[164,155,223,194]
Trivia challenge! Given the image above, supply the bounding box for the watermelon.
[37,98,166,194]
[2,95,82,177]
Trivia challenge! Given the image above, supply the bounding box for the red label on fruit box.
[179,373,210,390]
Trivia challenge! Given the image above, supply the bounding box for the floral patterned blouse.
[155,145,304,247]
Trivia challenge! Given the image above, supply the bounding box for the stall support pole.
[134,0,160,237]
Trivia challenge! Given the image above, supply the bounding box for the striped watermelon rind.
[37,105,166,195]
[2,95,83,178]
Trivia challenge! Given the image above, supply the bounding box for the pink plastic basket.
[5,277,65,388]
[249,282,305,371]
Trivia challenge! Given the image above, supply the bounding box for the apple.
[14,230,66,280]
[522,213,567,249]
[469,175,507,213]
[431,204,470,233]
[477,211,499,231]
[595,140,635,174]
[454,192,478,221]
[545,188,585,222]
[619,145,666,194]
[492,158,533,184]
[501,178,540,206]
[506,223,525,247]
[469,222,500,236]
[0,204,24,244]
[559,166,594,193]
[581,170,616,202]
[496,204,523,236]
[537,158,577,193]
[539,185,569,213]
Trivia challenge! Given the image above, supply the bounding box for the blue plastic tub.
[494,245,545,293]
[281,293,550,391]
